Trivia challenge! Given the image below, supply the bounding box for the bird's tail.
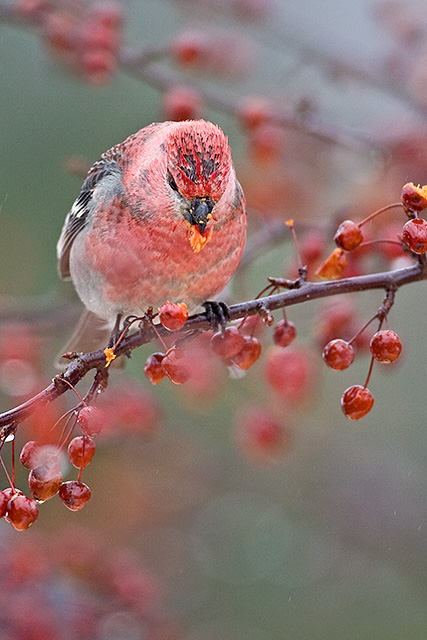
[55,309,119,369]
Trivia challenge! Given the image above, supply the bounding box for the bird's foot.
[203,301,231,333]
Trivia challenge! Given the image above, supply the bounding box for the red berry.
[171,32,207,67]
[76,406,105,436]
[322,339,355,370]
[44,12,76,54]
[231,335,262,370]
[234,406,292,464]
[81,49,116,85]
[341,385,374,420]
[21,443,59,471]
[144,352,166,385]
[20,441,40,469]
[273,319,297,348]
[158,301,188,331]
[59,481,91,511]
[97,382,160,438]
[2,487,21,501]
[334,219,364,251]
[238,96,272,130]
[67,436,96,469]
[248,122,284,165]
[90,2,124,29]
[29,465,63,502]
[161,86,204,122]
[0,490,8,518]
[0,322,41,364]
[15,0,50,18]
[210,327,245,358]
[402,218,427,254]
[369,329,402,363]
[401,182,427,212]
[6,494,39,530]
[239,313,265,337]
[266,347,311,401]
[317,298,355,344]
[80,21,119,52]
[161,348,192,384]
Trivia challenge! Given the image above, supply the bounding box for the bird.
[57,119,247,357]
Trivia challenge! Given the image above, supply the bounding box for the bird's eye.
[167,172,179,193]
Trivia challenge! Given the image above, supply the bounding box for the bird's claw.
[203,301,231,333]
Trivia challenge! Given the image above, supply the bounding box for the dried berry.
[334,219,363,251]
[401,182,427,212]
[158,301,188,330]
[231,336,261,370]
[402,218,427,254]
[161,348,192,384]
[211,327,245,358]
[273,319,297,348]
[59,481,91,511]
[29,465,62,502]
[6,494,39,530]
[144,352,166,384]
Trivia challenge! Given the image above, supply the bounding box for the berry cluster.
[0,404,106,530]
[297,180,427,419]
[323,326,402,420]
[2,180,427,526]
[170,29,255,78]
[144,302,263,386]
[15,0,123,85]
[400,182,427,254]
[0,523,166,637]
[316,181,427,282]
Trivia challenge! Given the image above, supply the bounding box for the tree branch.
[1,259,426,438]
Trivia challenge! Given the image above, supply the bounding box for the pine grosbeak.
[57,119,247,352]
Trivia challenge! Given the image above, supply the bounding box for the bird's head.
[165,120,233,252]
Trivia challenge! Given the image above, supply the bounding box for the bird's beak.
[184,198,214,233]
[184,198,214,252]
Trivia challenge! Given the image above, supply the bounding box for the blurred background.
[2,0,427,638]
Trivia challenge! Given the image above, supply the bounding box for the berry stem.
[286,220,305,273]
[357,239,403,250]
[83,367,109,405]
[348,314,378,346]
[364,353,376,388]
[0,453,14,491]
[11,437,15,488]
[60,378,87,406]
[358,202,403,228]
[56,410,80,452]
[363,317,386,388]
[110,316,142,352]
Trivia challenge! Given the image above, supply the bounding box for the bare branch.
[0,259,425,437]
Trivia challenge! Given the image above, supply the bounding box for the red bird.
[57,119,247,353]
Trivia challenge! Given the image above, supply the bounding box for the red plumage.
[57,120,246,353]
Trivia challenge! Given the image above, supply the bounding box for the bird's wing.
[57,153,124,279]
